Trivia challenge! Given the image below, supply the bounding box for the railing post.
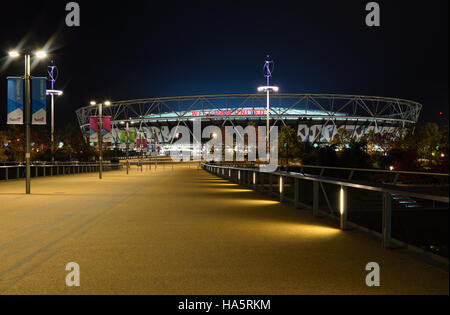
[393,173,400,185]
[43,166,46,177]
[340,186,348,230]
[17,167,19,179]
[294,178,300,208]
[382,192,392,249]
[313,181,319,217]
[246,171,250,187]
[269,174,273,194]
[253,172,256,190]
[35,166,38,178]
[260,173,265,192]
[5,168,8,181]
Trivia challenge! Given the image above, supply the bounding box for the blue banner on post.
[7,77,24,125]
[32,77,47,125]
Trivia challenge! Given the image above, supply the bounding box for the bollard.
[280,176,284,202]
[340,186,348,230]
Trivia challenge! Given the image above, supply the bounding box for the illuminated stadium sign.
[192,109,266,117]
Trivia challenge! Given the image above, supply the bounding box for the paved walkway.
[0,164,448,294]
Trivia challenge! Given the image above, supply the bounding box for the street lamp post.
[140,127,144,173]
[120,119,133,175]
[24,54,31,194]
[8,50,47,194]
[91,100,111,180]
[99,102,103,179]
[46,64,63,164]
[258,56,279,161]
[126,121,130,175]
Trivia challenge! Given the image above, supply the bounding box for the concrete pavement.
[0,164,448,294]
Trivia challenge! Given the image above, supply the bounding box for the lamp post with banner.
[7,49,47,194]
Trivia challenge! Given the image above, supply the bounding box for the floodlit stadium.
[75,93,422,153]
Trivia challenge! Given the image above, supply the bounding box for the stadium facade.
[75,93,422,153]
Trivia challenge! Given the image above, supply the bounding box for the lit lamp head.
[35,50,47,59]
[46,90,63,96]
[8,50,20,58]
[104,101,112,106]
[90,101,97,106]
[258,86,279,93]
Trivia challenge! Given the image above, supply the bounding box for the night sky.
[0,0,448,130]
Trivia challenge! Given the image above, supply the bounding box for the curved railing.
[0,163,122,181]
[202,163,449,263]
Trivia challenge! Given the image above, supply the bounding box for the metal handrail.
[0,163,123,182]
[218,162,449,177]
[0,163,121,168]
[285,164,448,177]
[202,164,449,203]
